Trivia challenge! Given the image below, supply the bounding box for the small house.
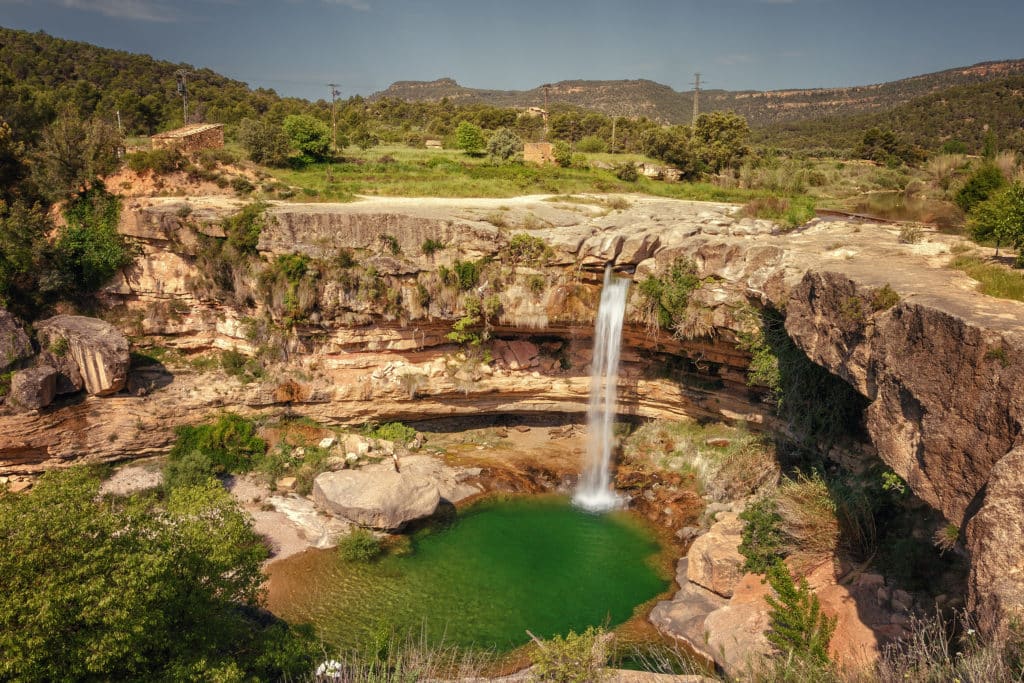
[151,123,225,154]
[425,139,443,149]
[524,142,556,165]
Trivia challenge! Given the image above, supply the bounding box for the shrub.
[614,163,638,182]
[739,497,785,573]
[637,257,701,331]
[898,225,923,244]
[230,176,255,195]
[223,201,268,255]
[163,449,217,490]
[452,259,482,291]
[379,233,401,256]
[363,421,417,445]
[955,164,1007,213]
[337,528,383,562]
[529,626,609,683]
[166,413,266,477]
[506,233,553,265]
[553,141,573,168]
[775,472,840,568]
[764,562,836,666]
[487,127,522,162]
[125,147,185,175]
[422,238,444,256]
[870,284,900,311]
[576,135,606,153]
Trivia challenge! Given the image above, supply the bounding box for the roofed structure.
[151,123,225,153]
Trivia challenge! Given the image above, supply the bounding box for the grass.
[950,253,1024,302]
[263,145,817,210]
[622,419,778,501]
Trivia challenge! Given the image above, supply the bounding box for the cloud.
[717,53,753,66]
[54,0,178,21]
[322,0,370,9]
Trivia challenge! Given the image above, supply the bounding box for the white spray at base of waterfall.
[573,265,630,513]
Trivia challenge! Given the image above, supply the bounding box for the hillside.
[372,60,1024,127]
[0,26,299,138]
[756,74,1024,153]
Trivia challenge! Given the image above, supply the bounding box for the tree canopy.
[0,468,316,681]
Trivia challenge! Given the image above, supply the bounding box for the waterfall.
[573,266,630,512]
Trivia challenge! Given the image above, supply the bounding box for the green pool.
[267,496,670,651]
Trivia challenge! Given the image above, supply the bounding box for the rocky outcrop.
[35,316,129,396]
[9,366,57,411]
[784,270,1024,630]
[686,512,746,598]
[0,308,32,372]
[312,468,442,530]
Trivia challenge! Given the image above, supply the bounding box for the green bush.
[870,284,900,311]
[487,127,522,162]
[576,135,606,153]
[363,421,417,445]
[455,121,485,156]
[529,626,609,683]
[422,238,444,255]
[56,186,134,294]
[167,413,266,477]
[163,449,217,490]
[739,497,785,573]
[230,176,254,195]
[552,141,572,168]
[337,528,383,562]
[614,163,638,182]
[506,233,552,265]
[955,164,1007,213]
[125,147,185,175]
[452,259,482,290]
[765,561,836,666]
[638,257,701,330]
[223,201,268,255]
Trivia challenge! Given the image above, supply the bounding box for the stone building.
[151,123,225,153]
[524,142,556,165]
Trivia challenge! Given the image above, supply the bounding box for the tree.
[32,109,120,201]
[487,127,522,162]
[969,183,1024,261]
[0,468,317,680]
[282,114,331,163]
[54,185,134,295]
[691,111,750,173]
[454,121,485,156]
[0,199,50,316]
[237,117,291,167]
[641,126,698,177]
[764,561,836,666]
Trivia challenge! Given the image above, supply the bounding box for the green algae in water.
[269,496,669,651]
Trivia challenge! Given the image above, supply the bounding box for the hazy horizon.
[2,0,1023,101]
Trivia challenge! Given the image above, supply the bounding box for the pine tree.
[764,561,837,665]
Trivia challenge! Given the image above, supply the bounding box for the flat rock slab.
[313,468,441,530]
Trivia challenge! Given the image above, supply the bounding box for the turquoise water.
[267,496,669,651]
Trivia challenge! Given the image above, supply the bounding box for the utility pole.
[175,69,191,125]
[542,83,551,141]
[691,72,701,124]
[328,83,341,152]
[611,117,617,152]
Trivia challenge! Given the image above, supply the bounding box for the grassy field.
[261,145,814,210]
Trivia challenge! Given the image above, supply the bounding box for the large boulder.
[0,308,32,372]
[648,559,728,664]
[35,315,129,396]
[9,366,57,410]
[687,512,746,597]
[312,468,441,530]
[702,573,773,679]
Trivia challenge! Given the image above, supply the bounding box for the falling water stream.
[573,266,631,512]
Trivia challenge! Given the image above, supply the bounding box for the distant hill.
[372,60,1024,128]
[0,26,298,137]
[755,74,1024,153]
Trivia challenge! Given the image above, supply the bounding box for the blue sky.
[2,0,1023,100]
